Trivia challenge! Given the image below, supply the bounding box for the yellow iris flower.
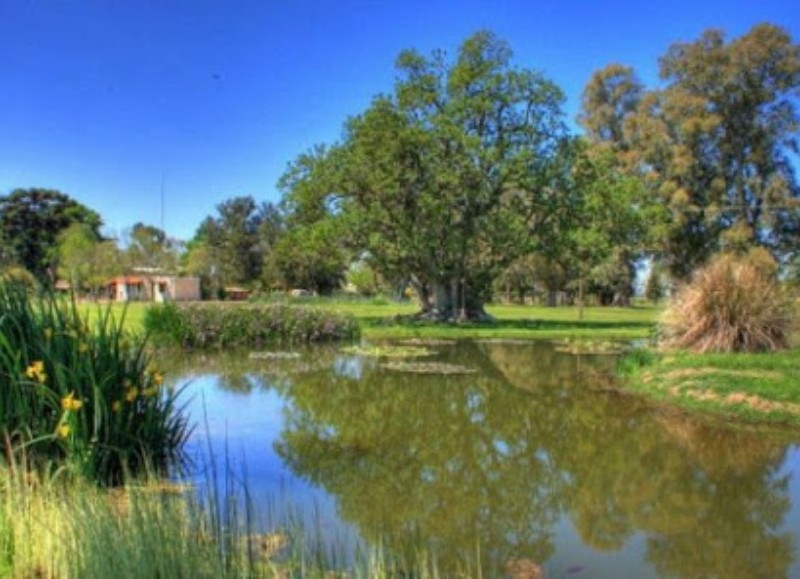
[24,360,47,384]
[61,392,83,411]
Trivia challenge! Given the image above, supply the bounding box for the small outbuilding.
[106,275,201,302]
[224,286,251,301]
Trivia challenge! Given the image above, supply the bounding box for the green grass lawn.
[79,299,661,340]
[310,299,659,339]
[620,348,800,427]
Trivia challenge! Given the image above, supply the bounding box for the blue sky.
[1,0,797,241]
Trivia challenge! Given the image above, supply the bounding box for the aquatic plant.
[340,344,434,358]
[0,283,190,485]
[553,339,627,355]
[380,361,477,374]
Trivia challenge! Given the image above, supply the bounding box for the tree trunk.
[419,278,492,321]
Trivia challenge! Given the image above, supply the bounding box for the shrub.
[0,283,190,485]
[660,254,795,353]
[144,302,360,349]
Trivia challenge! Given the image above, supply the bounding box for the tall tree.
[192,196,264,289]
[583,24,800,279]
[56,223,121,297]
[275,148,350,294]
[124,222,180,272]
[0,188,102,283]
[283,31,569,319]
[579,64,643,150]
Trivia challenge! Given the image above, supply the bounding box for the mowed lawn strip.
[77,300,660,340]
[622,348,800,426]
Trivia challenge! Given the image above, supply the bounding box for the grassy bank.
[619,348,800,427]
[81,300,660,341]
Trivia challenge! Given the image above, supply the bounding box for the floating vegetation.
[380,361,477,375]
[553,339,627,355]
[476,339,534,345]
[341,345,434,358]
[397,338,457,347]
[248,351,302,360]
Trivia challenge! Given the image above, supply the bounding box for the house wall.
[173,277,201,301]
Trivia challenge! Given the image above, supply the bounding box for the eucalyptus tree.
[582,23,800,279]
[124,222,181,272]
[282,31,569,319]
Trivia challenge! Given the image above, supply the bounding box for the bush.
[660,254,795,353]
[0,283,190,485]
[144,302,360,349]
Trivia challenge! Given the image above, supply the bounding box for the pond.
[160,340,800,578]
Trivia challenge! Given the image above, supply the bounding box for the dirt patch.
[666,384,800,416]
[723,392,800,414]
[662,367,784,381]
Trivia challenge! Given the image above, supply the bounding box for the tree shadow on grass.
[362,315,655,331]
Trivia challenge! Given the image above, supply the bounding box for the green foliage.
[281,31,569,319]
[123,222,181,272]
[0,188,103,284]
[0,266,38,293]
[661,254,795,353]
[144,302,360,348]
[346,262,384,296]
[273,218,348,295]
[57,223,122,296]
[0,284,190,485]
[644,264,666,303]
[582,24,800,279]
[616,347,657,376]
[190,197,273,290]
[561,142,663,313]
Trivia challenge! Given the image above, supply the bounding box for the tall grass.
[0,461,447,578]
[660,254,795,353]
[144,302,360,349]
[0,283,190,484]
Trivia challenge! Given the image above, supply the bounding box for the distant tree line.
[0,188,183,295]
[2,24,798,314]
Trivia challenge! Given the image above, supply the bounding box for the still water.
[160,340,800,578]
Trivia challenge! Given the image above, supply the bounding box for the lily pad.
[397,338,457,347]
[248,351,301,360]
[380,361,477,375]
[341,345,434,358]
[552,340,627,355]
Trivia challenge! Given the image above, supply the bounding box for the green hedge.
[0,284,190,485]
[144,302,360,349]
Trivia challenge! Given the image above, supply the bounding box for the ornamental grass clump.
[0,283,190,485]
[660,253,795,353]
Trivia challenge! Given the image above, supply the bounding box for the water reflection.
[159,341,800,577]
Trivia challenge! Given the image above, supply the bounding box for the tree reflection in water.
[164,341,798,577]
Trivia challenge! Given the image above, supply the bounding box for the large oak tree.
[282,31,569,319]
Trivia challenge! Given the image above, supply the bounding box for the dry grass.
[660,254,795,353]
